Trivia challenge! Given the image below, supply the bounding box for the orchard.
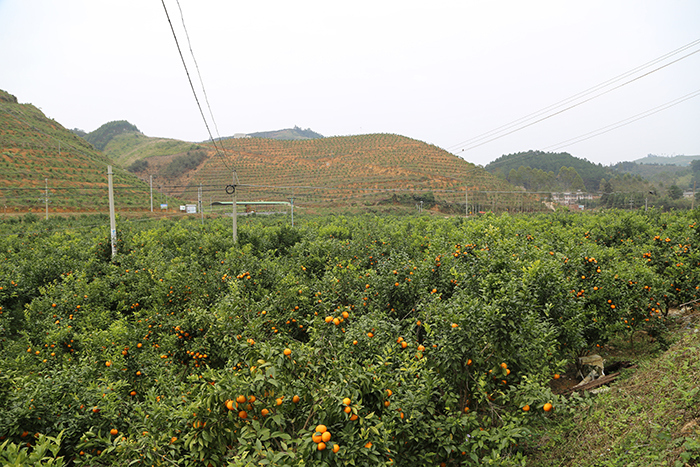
[1,208,698,466]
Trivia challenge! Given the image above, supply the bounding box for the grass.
[525,309,700,466]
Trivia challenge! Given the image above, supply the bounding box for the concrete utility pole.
[465,187,468,217]
[232,169,238,242]
[45,178,48,220]
[199,183,203,225]
[108,166,117,258]
[289,195,295,227]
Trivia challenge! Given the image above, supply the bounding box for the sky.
[1,0,699,167]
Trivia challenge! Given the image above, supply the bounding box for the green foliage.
[486,150,611,192]
[0,212,696,465]
[84,121,140,151]
[162,150,207,179]
[126,159,148,173]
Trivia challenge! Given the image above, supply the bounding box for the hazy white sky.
[1,0,699,166]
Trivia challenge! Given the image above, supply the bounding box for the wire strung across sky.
[447,37,700,154]
[544,88,700,152]
[160,0,232,173]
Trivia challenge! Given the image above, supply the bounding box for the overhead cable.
[448,37,700,153]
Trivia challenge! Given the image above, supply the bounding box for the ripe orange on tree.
[110,429,118,436]
[543,403,553,412]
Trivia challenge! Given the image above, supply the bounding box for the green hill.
[485,150,612,192]
[0,90,152,213]
[82,120,141,151]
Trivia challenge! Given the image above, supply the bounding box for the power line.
[447,37,700,154]
[160,0,231,172]
[174,0,223,145]
[544,88,700,151]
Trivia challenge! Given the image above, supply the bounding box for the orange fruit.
[225,400,235,410]
[342,397,351,405]
[317,442,326,451]
[384,400,391,407]
[344,406,352,414]
[350,414,358,421]
[238,410,248,419]
[315,424,327,433]
[110,428,118,436]
[236,395,246,404]
[276,397,283,406]
[364,441,372,448]
[522,405,530,412]
[292,395,300,403]
[386,389,393,396]
[261,408,269,417]
[543,403,553,412]
[553,374,560,380]
[332,443,340,453]
[105,361,111,367]
[321,431,331,443]
[312,433,323,443]
[283,348,291,356]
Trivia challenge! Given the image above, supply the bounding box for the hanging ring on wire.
[225,184,236,195]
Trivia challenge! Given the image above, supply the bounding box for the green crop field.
[1,209,698,466]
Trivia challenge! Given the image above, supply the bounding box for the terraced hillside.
[153,134,532,214]
[0,90,152,213]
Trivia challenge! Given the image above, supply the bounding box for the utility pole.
[107,166,117,258]
[693,181,696,210]
[289,194,295,227]
[199,183,203,225]
[465,187,468,217]
[232,169,238,242]
[44,178,48,220]
[149,175,153,212]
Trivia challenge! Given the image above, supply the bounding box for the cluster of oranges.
[311,424,340,453]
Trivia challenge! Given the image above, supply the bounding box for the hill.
[485,150,611,192]
[634,154,700,166]
[148,133,525,214]
[245,126,324,140]
[0,90,152,213]
[81,120,141,151]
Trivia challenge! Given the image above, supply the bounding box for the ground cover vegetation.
[1,209,699,466]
